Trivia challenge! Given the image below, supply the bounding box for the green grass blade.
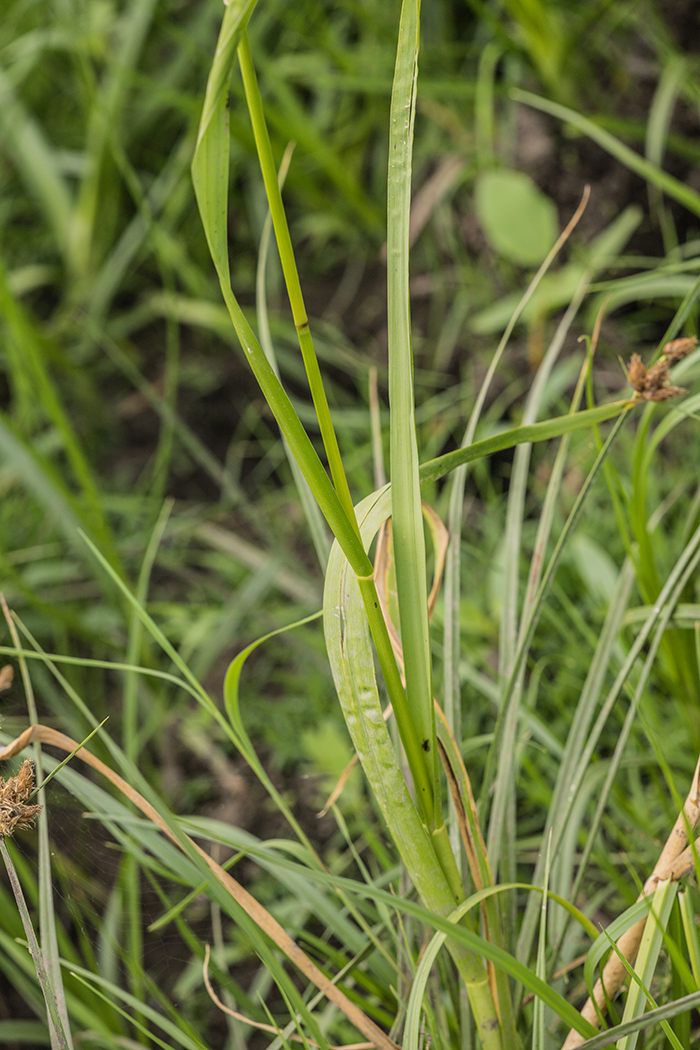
[584,898,654,994]
[238,33,358,531]
[94,323,243,505]
[512,89,700,220]
[78,530,230,727]
[192,0,258,283]
[223,611,324,852]
[419,399,635,487]
[615,880,680,1050]
[325,489,503,1048]
[645,55,686,251]
[532,832,553,1050]
[0,1021,50,1044]
[75,532,358,862]
[483,412,628,860]
[0,66,74,267]
[575,990,700,1050]
[255,144,331,568]
[0,414,85,550]
[68,968,207,1050]
[679,890,700,989]
[0,841,71,1050]
[256,64,384,234]
[87,134,194,321]
[498,292,579,674]
[71,0,159,279]
[443,187,592,807]
[387,0,436,828]
[569,520,700,903]
[31,719,109,799]
[488,283,591,884]
[193,40,366,573]
[122,502,172,764]
[516,560,636,967]
[0,260,117,563]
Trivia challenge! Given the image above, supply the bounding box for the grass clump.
[1,1,700,1049]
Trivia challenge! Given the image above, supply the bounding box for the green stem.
[0,838,70,1050]
[217,279,434,823]
[431,822,467,908]
[356,574,435,822]
[237,32,359,533]
[430,820,509,1044]
[218,282,363,566]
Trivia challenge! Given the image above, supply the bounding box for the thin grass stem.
[237,31,359,533]
[0,839,70,1050]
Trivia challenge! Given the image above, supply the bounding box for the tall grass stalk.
[0,838,70,1050]
[189,2,644,1045]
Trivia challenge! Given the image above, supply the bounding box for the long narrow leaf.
[387,0,436,828]
[419,399,635,487]
[513,90,700,219]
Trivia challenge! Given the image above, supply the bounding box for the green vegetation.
[1,1,700,1048]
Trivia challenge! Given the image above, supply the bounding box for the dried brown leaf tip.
[626,352,687,401]
[0,665,13,692]
[0,759,42,837]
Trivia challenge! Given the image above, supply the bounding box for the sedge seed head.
[627,354,647,393]
[626,353,687,401]
[662,336,697,363]
[0,760,42,837]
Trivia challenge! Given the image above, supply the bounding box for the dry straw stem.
[202,945,376,1050]
[562,752,700,1049]
[0,725,397,1050]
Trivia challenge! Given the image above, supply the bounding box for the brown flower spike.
[0,759,42,837]
[662,335,698,363]
[626,336,695,401]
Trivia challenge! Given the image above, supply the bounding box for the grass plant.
[1,1,700,1049]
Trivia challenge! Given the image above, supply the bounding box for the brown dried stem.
[562,753,700,1049]
[202,944,375,1049]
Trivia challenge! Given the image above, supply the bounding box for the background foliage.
[1,0,700,1047]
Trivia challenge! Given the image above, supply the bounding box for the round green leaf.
[475,169,558,265]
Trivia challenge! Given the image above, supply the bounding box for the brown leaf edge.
[0,725,397,1050]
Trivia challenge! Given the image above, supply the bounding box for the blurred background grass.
[1,0,700,1044]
